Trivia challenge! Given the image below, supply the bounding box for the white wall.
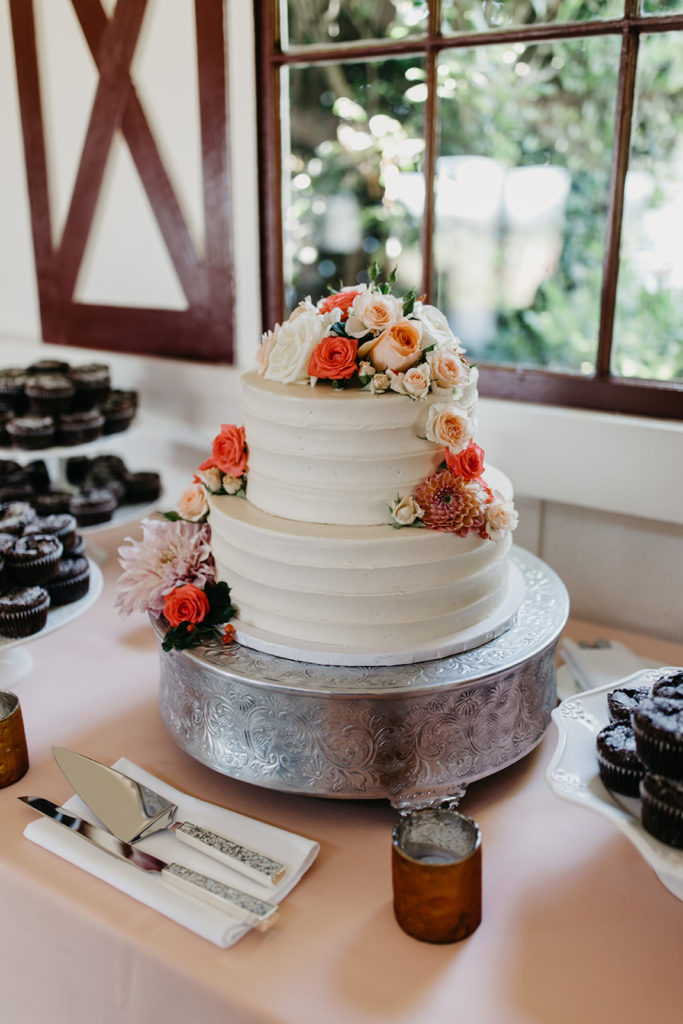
[1,0,681,643]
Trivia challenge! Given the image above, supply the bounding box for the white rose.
[196,466,223,493]
[424,403,473,454]
[486,491,519,542]
[222,474,243,495]
[390,494,424,526]
[346,291,403,338]
[175,483,209,522]
[454,364,479,413]
[358,360,375,378]
[369,372,391,394]
[264,310,328,384]
[389,365,431,399]
[413,301,458,349]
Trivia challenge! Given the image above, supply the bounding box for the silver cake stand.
[153,547,569,811]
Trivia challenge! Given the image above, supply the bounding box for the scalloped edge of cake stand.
[232,562,526,667]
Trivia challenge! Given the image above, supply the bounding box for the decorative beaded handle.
[171,820,287,887]
[162,862,278,930]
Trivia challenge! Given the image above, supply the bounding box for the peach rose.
[426,349,468,390]
[256,328,278,375]
[163,584,210,627]
[346,291,403,338]
[424,403,473,455]
[367,319,423,372]
[486,492,518,542]
[176,483,209,521]
[211,424,248,477]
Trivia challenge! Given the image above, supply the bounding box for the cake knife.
[52,747,286,887]
[19,796,278,929]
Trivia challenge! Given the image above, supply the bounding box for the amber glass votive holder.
[0,690,29,788]
[392,808,482,943]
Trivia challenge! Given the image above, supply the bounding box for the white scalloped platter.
[547,669,683,901]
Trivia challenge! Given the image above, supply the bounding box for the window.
[257,0,683,418]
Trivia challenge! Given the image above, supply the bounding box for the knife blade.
[19,796,278,930]
[52,747,286,887]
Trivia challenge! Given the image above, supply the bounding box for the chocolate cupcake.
[69,363,111,409]
[65,455,92,486]
[101,391,136,434]
[640,774,683,849]
[23,512,78,554]
[0,501,36,535]
[652,671,683,704]
[26,358,71,375]
[6,533,62,585]
[69,487,117,526]
[0,369,29,414]
[45,554,90,606]
[24,458,51,493]
[69,533,85,557]
[596,722,646,797]
[121,470,161,505]
[607,685,652,723]
[0,585,50,638]
[24,373,75,415]
[83,467,125,501]
[0,532,15,555]
[91,454,127,479]
[633,697,683,781]
[0,410,12,445]
[33,489,73,515]
[5,414,55,450]
[58,407,104,446]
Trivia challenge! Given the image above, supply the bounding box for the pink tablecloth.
[1,523,681,1024]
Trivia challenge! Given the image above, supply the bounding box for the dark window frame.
[256,0,683,419]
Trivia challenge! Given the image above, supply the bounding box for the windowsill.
[1,336,681,526]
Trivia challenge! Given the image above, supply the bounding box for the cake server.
[52,747,286,887]
[19,796,278,929]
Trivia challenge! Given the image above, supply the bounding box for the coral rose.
[424,403,472,455]
[163,583,210,627]
[367,319,423,372]
[211,424,248,477]
[446,441,485,480]
[308,336,359,380]
[175,482,209,522]
[318,285,365,319]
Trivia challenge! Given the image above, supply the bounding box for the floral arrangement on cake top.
[256,263,477,406]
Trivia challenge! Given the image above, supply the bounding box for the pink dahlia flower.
[414,469,489,537]
[115,517,216,617]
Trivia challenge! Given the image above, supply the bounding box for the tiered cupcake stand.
[0,425,159,687]
[154,546,569,810]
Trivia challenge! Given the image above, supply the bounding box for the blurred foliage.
[282,2,683,382]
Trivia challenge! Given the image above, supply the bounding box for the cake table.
[154,547,568,810]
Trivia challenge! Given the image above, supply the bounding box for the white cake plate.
[231,562,526,667]
[0,559,103,688]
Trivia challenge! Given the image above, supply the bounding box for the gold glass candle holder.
[0,691,29,788]
[392,808,482,943]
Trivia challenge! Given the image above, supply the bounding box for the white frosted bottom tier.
[209,494,522,665]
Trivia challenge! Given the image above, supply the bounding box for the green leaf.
[402,289,416,317]
[161,510,182,521]
[329,320,348,336]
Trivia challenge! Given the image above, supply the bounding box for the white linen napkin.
[23,757,319,947]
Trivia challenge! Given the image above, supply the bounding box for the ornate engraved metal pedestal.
[155,548,569,810]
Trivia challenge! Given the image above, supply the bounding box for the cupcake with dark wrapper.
[101,391,136,435]
[607,684,652,723]
[5,414,55,450]
[58,407,104,446]
[6,532,62,585]
[26,359,71,375]
[0,369,29,414]
[69,487,117,526]
[34,490,73,515]
[640,773,683,849]
[24,458,51,493]
[0,410,12,444]
[69,363,111,409]
[65,455,92,486]
[0,500,36,535]
[596,721,646,797]
[23,512,77,554]
[121,470,161,505]
[24,373,75,415]
[652,671,683,704]
[91,454,127,479]
[633,697,683,781]
[45,554,90,606]
[69,533,85,557]
[0,585,50,637]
